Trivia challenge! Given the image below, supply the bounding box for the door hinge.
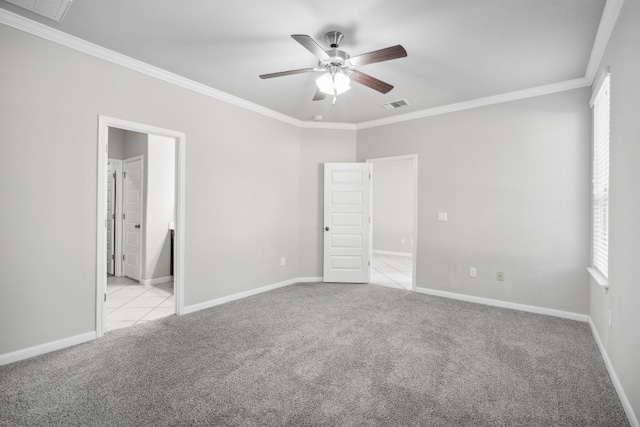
[104,293,107,302]
[368,260,371,266]
[112,213,115,219]
[122,254,125,261]
[123,213,126,220]
[111,254,115,260]
[123,171,127,179]
[112,172,116,179]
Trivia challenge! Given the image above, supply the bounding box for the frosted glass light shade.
[316,72,351,95]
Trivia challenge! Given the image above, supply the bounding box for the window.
[591,72,610,281]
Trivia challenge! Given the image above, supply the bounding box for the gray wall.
[107,127,126,159]
[371,159,413,254]
[107,128,147,160]
[357,88,592,315]
[124,130,146,159]
[589,0,640,419]
[0,23,302,354]
[298,128,357,277]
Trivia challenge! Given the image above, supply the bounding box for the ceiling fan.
[259,31,407,104]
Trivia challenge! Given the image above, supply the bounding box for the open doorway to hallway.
[105,127,176,331]
[367,155,417,291]
[97,116,185,338]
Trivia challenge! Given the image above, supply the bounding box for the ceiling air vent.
[5,0,73,22]
[381,99,410,110]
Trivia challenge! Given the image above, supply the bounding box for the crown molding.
[584,0,626,84]
[0,8,302,128]
[299,121,357,131]
[1,1,625,131]
[356,77,591,130]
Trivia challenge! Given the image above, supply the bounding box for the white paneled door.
[124,156,143,281]
[323,163,371,283]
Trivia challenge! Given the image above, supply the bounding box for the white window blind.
[592,74,610,278]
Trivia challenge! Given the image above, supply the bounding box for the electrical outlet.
[280,257,286,266]
[496,271,504,281]
[470,267,477,278]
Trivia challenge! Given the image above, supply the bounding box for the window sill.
[587,267,609,294]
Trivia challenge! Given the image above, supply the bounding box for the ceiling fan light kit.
[260,31,407,104]
[316,71,351,95]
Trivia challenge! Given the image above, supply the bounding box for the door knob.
[135,224,141,229]
[325,226,330,231]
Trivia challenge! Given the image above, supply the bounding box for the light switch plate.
[437,212,448,222]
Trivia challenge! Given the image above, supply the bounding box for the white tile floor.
[370,252,413,290]
[106,276,175,332]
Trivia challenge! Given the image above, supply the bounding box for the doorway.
[96,116,186,338]
[367,155,418,291]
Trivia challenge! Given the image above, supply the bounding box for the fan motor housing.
[320,49,350,67]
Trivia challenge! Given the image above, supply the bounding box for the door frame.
[96,116,186,338]
[107,158,124,276]
[123,155,144,281]
[366,154,418,291]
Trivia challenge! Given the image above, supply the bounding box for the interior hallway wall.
[145,134,175,281]
[372,159,413,254]
[108,128,126,159]
[357,88,591,316]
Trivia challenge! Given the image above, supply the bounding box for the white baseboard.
[140,275,173,286]
[373,250,412,258]
[415,286,588,322]
[588,317,639,427]
[0,277,322,366]
[0,331,96,367]
[183,276,322,315]
[297,276,323,283]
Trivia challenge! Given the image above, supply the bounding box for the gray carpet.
[0,283,629,426]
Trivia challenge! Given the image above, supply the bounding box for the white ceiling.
[0,0,607,124]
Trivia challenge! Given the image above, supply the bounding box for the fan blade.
[291,34,331,61]
[350,70,394,94]
[349,45,407,67]
[259,68,315,79]
[313,89,327,101]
